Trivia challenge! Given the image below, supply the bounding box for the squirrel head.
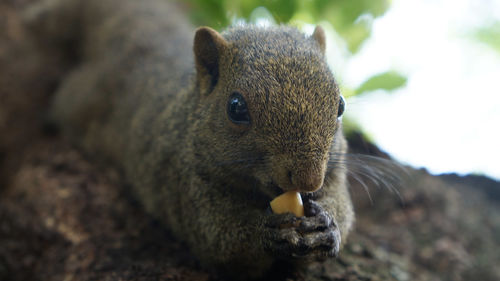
[192,25,344,198]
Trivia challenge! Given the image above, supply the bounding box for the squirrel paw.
[263,200,340,261]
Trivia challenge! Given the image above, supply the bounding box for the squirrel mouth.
[265,181,326,215]
[267,182,319,199]
[266,182,314,215]
[268,182,283,198]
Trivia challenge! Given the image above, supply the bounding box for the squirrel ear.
[193,27,228,95]
[311,26,326,55]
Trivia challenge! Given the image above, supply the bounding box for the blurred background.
[183,0,500,180]
[1,1,499,279]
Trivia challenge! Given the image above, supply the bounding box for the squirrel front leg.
[180,178,350,279]
[261,169,352,263]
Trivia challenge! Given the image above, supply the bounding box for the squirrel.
[25,0,354,278]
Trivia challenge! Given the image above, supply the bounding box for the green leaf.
[186,0,229,30]
[263,0,297,23]
[356,71,407,95]
[342,22,371,53]
[472,22,500,54]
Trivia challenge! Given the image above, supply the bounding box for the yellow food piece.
[270,191,304,217]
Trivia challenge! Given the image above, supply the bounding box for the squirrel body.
[28,0,354,277]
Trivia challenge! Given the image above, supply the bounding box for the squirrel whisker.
[346,170,374,205]
[327,153,407,202]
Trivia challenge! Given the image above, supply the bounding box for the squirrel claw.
[299,200,335,232]
[266,226,340,260]
[264,212,299,228]
[264,200,340,260]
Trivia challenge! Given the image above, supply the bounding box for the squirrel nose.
[287,168,324,192]
[272,155,327,193]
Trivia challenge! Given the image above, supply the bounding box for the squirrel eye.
[227,92,250,124]
[338,95,345,118]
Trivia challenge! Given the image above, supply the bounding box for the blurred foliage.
[184,0,390,53]
[472,22,500,54]
[355,71,407,96]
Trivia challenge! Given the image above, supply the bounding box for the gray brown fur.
[26,0,354,278]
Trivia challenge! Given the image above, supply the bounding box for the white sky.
[335,0,500,179]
